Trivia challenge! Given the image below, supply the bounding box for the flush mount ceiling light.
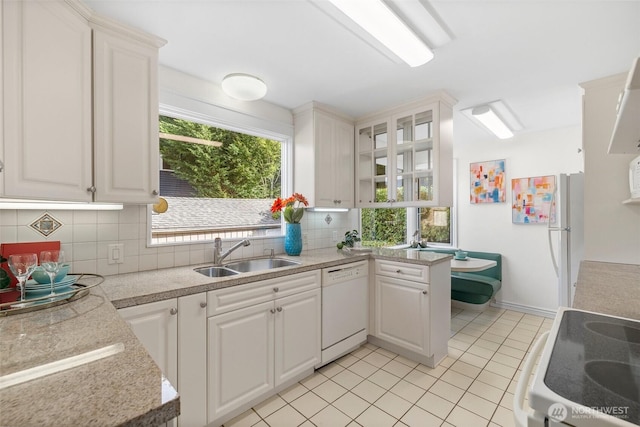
[221,73,267,101]
[462,101,523,140]
[326,0,434,67]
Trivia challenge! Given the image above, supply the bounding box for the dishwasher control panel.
[322,261,368,285]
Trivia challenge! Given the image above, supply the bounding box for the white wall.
[454,123,583,313]
[581,73,640,265]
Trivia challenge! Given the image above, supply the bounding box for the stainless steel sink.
[224,258,301,273]
[194,257,301,277]
[193,266,239,277]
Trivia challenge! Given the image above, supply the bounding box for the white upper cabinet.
[91,20,162,203]
[293,102,355,208]
[356,93,455,208]
[2,0,93,201]
[0,0,165,203]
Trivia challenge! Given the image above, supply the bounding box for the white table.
[450,257,497,272]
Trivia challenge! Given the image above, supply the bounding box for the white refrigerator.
[548,173,584,307]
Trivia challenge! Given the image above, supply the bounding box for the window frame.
[147,105,293,247]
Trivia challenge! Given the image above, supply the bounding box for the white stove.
[514,307,640,427]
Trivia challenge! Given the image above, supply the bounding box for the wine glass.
[40,250,64,299]
[7,253,38,307]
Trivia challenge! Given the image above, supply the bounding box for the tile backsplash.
[0,206,358,276]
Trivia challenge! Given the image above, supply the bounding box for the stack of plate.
[25,275,78,295]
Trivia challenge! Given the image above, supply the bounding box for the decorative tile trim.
[30,213,63,237]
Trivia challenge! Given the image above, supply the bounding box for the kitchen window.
[360,206,453,247]
[149,114,289,245]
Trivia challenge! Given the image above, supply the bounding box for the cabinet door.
[208,301,274,423]
[2,0,92,201]
[393,107,436,204]
[333,119,355,207]
[375,275,430,355]
[274,289,321,386]
[119,299,178,387]
[92,29,160,203]
[356,119,392,206]
[177,293,207,427]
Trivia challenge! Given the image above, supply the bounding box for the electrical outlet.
[302,233,309,245]
[108,243,124,265]
[332,231,338,242]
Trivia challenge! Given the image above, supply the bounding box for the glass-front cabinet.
[356,93,455,208]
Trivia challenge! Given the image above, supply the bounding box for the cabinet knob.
[0,159,4,173]
[87,186,96,193]
[170,307,178,315]
[273,287,279,292]
[422,290,428,295]
[152,190,159,196]
[200,302,207,308]
[270,308,276,314]
[277,307,283,312]
[396,269,402,274]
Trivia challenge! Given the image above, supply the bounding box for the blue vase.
[284,223,303,256]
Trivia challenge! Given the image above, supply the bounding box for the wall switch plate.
[108,243,124,265]
[302,233,308,245]
[332,231,338,242]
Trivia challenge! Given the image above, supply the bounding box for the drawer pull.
[270,308,276,314]
[170,308,178,315]
[273,287,279,292]
[200,302,207,308]
[422,290,428,295]
[396,269,402,274]
[277,307,283,312]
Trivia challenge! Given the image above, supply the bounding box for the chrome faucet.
[213,237,250,265]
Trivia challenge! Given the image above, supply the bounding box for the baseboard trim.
[491,300,557,318]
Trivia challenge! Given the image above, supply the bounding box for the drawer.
[207,270,320,316]
[375,259,429,282]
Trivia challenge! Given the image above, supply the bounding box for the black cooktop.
[545,310,640,425]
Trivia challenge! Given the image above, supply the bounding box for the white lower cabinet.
[375,275,430,355]
[207,271,321,426]
[119,294,207,427]
[177,293,208,427]
[119,299,178,427]
[370,259,450,368]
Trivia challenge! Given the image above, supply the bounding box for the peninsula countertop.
[0,285,179,427]
[573,260,640,321]
[0,246,450,426]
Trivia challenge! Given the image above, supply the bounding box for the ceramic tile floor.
[224,306,554,427]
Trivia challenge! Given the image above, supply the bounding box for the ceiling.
[85,0,640,143]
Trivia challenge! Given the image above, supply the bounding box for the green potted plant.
[0,254,10,289]
[337,230,361,249]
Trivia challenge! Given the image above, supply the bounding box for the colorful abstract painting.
[470,159,506,203]
[511,175,556,224]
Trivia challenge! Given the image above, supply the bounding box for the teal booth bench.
[418,248,502,310]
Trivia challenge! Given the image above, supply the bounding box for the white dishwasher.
[320,260,369,366]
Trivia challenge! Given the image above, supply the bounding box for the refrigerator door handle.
[548,228,560,277]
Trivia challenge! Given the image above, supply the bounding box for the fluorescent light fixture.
[462,100,523,140]
[221,73,267,101]
[0,199,123,210]
[306,207,350,212]
[471,105,514,139]
[327,0,434,67]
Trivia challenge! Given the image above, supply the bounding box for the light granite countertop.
[0,285,179,427]
[0,246,450,426]
[103,247,452,309]
[573,260,640,321]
